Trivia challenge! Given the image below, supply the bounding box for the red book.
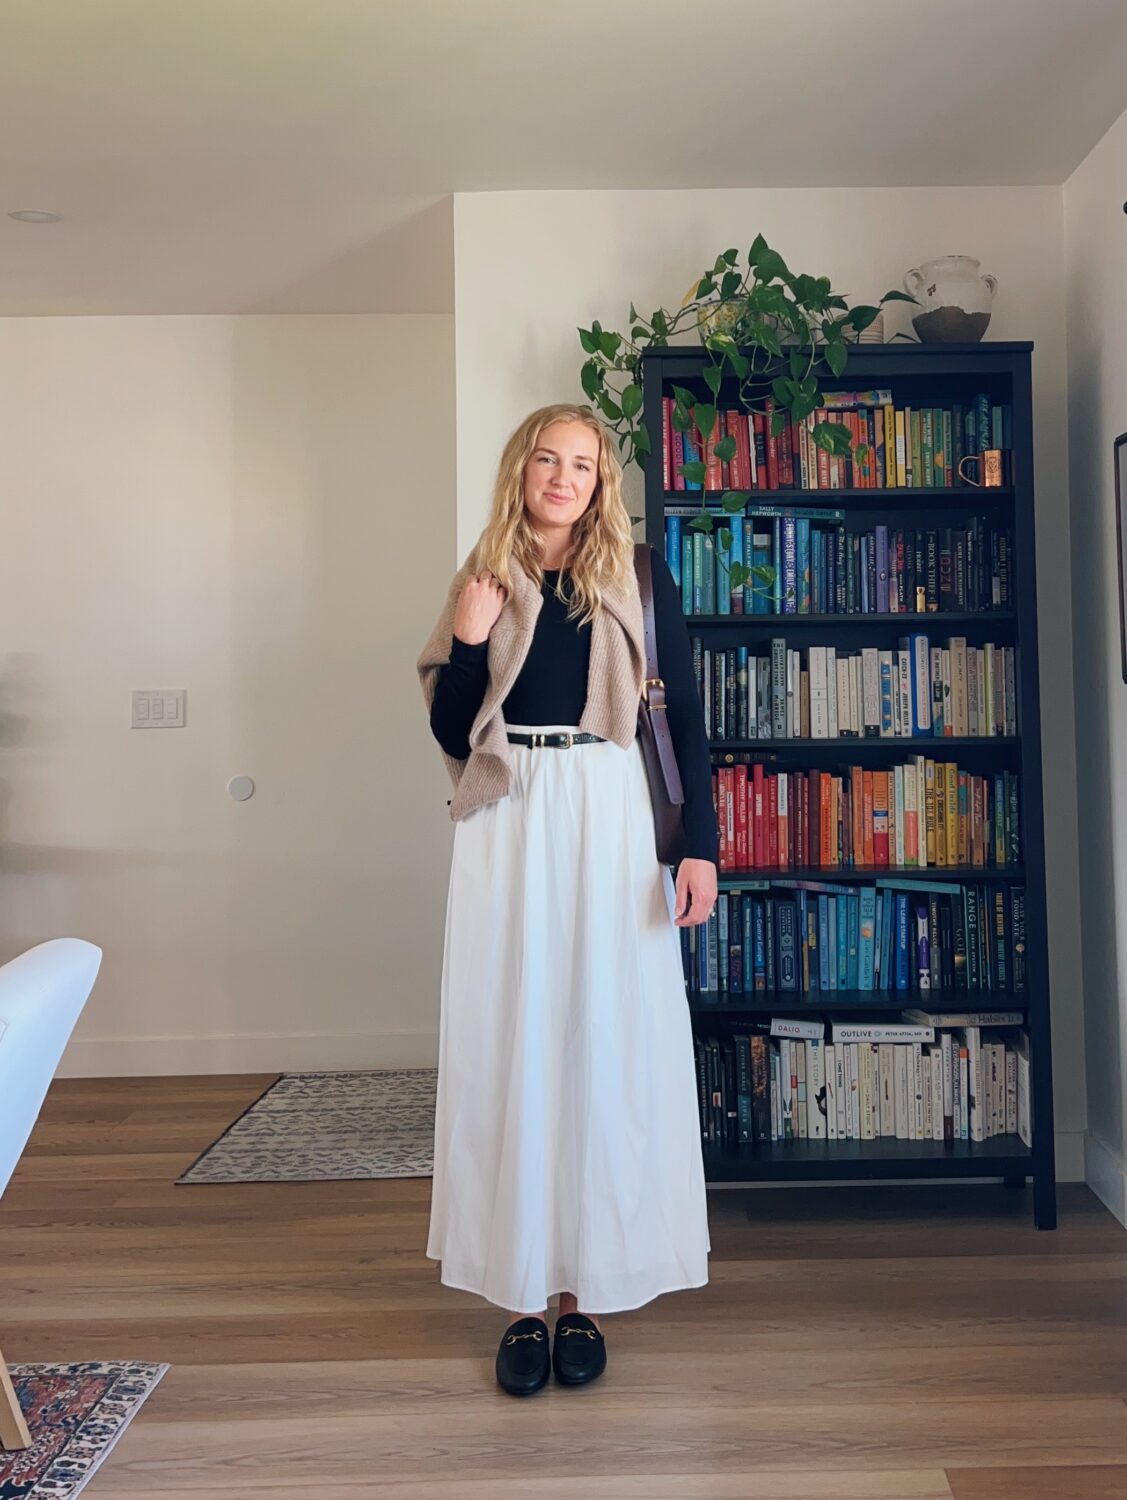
[768,775,779,868]
[872,771,890,867]
[662,396,673,491]
[862,770,875,866]
[735,762,744,870]
[752,763,766,868]
[819,774,833,868]
[764,399,781,490]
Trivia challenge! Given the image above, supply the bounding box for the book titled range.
[668,514,1012,616]
[681,880,1027,997]
[713,760,1019,873]
[696,636,1017,741]
[662,391,1013,493]
[696,1019,1031,1147]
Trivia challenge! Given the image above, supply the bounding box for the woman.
[416,402,718,1396]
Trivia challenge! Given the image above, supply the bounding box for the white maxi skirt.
[426,721,711,1315]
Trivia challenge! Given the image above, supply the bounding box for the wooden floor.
[3,1077,1127,1499]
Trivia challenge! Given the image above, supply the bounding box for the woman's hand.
[453,569,508,646]
[673,857,718,927]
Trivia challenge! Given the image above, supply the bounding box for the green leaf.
[621,382,643,419]
[696,276,716,299]
[714,434,736,463]
[824,339,847,377]
[720,490,748,512]
[880,288,919,303]
[678,460,707,485]
[687,512,714,533]
[618,431,627,450]
[751,563,776,585]
[692,402,717,442]
[703,363,722,396]
[633,424,652,456]
[771,376,794,407]
[578,327,598,354]
[789,348,807,381]
[720,269,741,299]
[847,304,880,332]
[628,302,638,322]
[598,393,623,421]
[716,526,732,553]
[770,409,787,438]
[598,330,621,359]
[748,233,768,267]
[670,405,691,433]
[723,247,738,265]
[728,350,749,379]
[755,247,791,284]
[580,360,601,400]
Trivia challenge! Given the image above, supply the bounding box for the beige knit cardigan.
[416,547,648,822]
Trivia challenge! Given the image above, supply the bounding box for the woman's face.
[522,419,600,545]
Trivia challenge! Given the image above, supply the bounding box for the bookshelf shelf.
[717,865,1024,885]
[688,989,1028,1014]
[642,341,1056,1228]
[701,1134,1031,1182]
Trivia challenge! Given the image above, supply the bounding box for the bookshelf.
[640,340,1056,1229]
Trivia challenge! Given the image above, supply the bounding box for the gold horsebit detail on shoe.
[559,1325,598,1339]
[504,1329,546,1344]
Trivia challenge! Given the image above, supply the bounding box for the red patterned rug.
[0,1360,168,1498]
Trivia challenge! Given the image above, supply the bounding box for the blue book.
[716,527,730,615]
[728,515,744,614]
[895,892,910,990]
[781,516,798,614]
[752,525,771,615]
[775,899,797,990]
[846,893,860,989]
[873,892,884,989]
[875,524,889,613]
[682,430,703,491]
[681,534,693,614]
[772,517,783,613]
[702,534,716,614]
[811,528,823,614]
[718,890,729,993]
[826,896,837,991]
[858,887,877,990]
[752,900,765,990]
[667,516,681,584]
[818,894,830,990]
[743,896,754,993]
[836,896,848,989]
[880,889,895,990]
[796,517,811,613]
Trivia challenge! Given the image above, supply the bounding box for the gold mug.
[957,449,1004,487]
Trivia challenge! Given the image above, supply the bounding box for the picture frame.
[1117,432,1127,684]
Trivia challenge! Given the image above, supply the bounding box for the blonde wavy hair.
[469,403,637,628]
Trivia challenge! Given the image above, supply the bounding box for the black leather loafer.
[495,1315,551,1396]
[552,1312,607,1385]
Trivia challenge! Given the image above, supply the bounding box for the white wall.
[1063,111,1127,1220]
[454,187,1087,1177]
[0,312,458,1075]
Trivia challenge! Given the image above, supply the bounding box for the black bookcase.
[640,341,1057,1229]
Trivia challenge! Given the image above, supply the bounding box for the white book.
[893,764,905,866]
[941,1031,953,1135]
[931,1046,945,1140]
[896,647,912,737]
[915,756,928,868]
[894,1044,909,1139]
[963,1026,984,1142]
[809,645,829,738]
[912,1041,924,1140]
[1006,1045,1017,1135]
[796,1040,807,1139]
[835,1042,848,1139]
[846,653,859,738]
[967,647,980,736]
[879,1042,895,1136]
[902,1008,1024,1028]
[771,1015,825,1040]
[922,1047,933,1139]
[848,1043,860,1139]
[949,636,968,736]
[825,1042,838,1140]
[827,647,839,738]
[859,1042,875,1140]
[807,1039,827,1140]
[879,650,895,737]
[862,648,881,736]
[1016,1032,1032,1147]
[831,1019,936,1045]
[914,635,932,732]
[983,644,995,737]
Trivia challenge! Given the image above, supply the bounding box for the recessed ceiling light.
[8,210,62,223]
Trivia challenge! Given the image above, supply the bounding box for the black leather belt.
[506,731,604,748]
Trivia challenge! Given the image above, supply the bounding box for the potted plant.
[577,234,918,597]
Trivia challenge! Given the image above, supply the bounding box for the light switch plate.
[132,689,186,727]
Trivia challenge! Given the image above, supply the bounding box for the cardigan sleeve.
[650,548,720,864]
[428,634,489,760]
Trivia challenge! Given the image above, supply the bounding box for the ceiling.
[2,0,1125,315]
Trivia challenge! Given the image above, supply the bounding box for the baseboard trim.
[1085,1132,1127,1226]
[57,1031,441,1078]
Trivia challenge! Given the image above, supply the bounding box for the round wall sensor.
[8,210,62,223]
[228,775,255,802]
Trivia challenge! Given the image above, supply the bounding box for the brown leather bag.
[633,542,688,866]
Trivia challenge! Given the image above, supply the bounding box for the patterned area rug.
[176,1069,438,1184]
[0,1360,168,1499]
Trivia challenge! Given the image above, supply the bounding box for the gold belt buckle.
[562,732,573,748]
[643,676,667,709]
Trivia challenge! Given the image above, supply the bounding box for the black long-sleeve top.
[428,551,719,863]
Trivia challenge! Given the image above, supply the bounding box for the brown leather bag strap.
[634,542,685,805]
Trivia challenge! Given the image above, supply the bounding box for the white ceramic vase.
[904,255,997,342]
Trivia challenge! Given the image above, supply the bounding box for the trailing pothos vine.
[577,234,918,596]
